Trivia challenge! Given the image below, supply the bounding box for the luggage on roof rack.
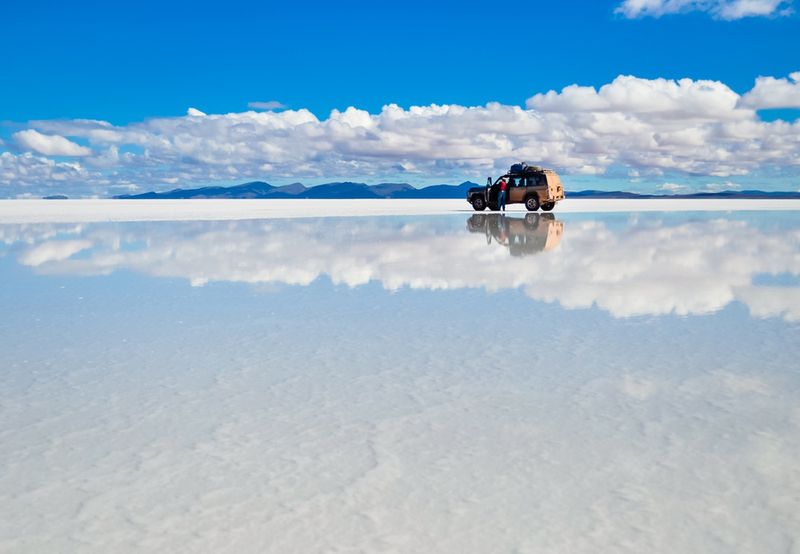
[510,162,546,174]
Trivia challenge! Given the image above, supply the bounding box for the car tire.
[471,197,486,211]
[541,202,555,211]
[525,195,540,211]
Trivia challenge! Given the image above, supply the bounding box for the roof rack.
[508,163,544,174]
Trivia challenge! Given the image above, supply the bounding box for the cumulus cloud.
[615,0,794,19]
[524,74,800,177]
[248,100,287,111]
[526,75,743,118]
[0,152,90,192]
[13,130,92,157]
[1,72,799,197]
[739,72,800,109]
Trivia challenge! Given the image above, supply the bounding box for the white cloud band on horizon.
[1,72,799,197]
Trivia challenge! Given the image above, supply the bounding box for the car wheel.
[525,195,540,211]
[472,197,486,211]
[541,202,555,211]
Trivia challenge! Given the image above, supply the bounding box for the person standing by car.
[498,178,508,212]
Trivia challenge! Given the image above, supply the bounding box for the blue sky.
[1,0,799,196]
[2,0,797,122]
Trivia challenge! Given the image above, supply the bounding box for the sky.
[1,0,799,197]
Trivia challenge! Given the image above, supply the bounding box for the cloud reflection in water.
[4,212,800,320]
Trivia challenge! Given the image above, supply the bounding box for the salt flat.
[1,212,798,553]
[1,198,800,223]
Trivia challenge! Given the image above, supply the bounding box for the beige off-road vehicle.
[467,163,565,211]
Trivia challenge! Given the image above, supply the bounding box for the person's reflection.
[467,213,564,256]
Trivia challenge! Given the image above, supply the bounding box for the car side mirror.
[487,177,492,187]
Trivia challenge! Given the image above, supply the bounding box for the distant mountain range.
[113,181,479,199]
[95,181,800,200]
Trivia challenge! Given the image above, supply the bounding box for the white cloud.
[615,0,794,19]
[659,182,691,192]
[1,72,799,197]
[717,0,794,18]
[704,180,741,191]
[248,100,287,111]
[186,107,207,117]
[526,75,743,119]
[13,130,92,157]
[739,72,800,109]
[0,152,90,193]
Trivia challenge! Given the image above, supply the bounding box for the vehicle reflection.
[466,213,564,256]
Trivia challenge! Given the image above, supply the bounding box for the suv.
[467,163,565,212]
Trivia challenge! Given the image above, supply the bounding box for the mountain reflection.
[3,214,799,320]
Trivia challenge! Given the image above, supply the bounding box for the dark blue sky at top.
[1,0,798,124]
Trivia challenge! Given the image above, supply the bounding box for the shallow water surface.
[1,211,799,552]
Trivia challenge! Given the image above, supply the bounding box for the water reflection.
[2,213,799,320]
[467,213,564,256]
